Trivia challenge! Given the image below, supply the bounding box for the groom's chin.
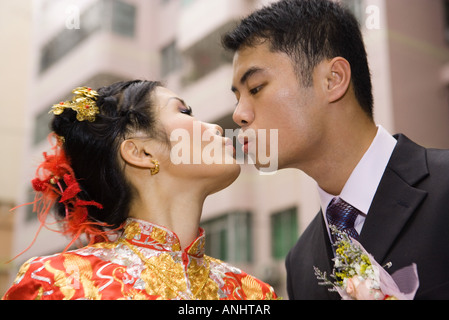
[253,161,279,175]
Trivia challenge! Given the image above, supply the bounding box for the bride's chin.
[206,164,241,194]
[216,162,241,180]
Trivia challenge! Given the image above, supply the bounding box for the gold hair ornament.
[50,87,100,122]
[150,160,160,176]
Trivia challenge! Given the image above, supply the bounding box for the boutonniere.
[314,226,419,300]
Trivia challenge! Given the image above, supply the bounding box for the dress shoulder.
[3,254,63,300]
[2,248,111,300]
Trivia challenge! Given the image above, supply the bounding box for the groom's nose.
[233,100,254,127]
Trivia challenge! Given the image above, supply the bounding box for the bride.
[3,80,277,300]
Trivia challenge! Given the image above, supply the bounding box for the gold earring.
[150,160,160,176]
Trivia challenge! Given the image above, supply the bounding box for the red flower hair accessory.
[10,133,119,260]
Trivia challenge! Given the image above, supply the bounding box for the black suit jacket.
[286,134,449,300]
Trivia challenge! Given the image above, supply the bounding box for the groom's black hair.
[222,0,374,119]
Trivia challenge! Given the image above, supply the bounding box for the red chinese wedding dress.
[3,218,277,300]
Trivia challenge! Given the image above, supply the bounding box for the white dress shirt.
[318,125,398,239]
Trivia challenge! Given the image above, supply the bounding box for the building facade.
[3,0,449,298]
[0,0,32,296]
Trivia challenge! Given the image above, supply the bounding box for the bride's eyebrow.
[166,97,188,108]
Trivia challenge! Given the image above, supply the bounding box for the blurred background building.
[1,0,449,298]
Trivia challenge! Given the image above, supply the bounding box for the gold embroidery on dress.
[188,257,219,300]
[63,254,101,300]
[34,286,44,300]
[264,287,277,300]
[141,253,186,299]
[43,254,101,300]
[124,221,141,240]
[241,275,264,300]
[111,266,138,299]
[121,237,221,300]
[13,258,32,285]
[150,226,167,244]
[188,237,205,256]
[44,259,76,300]
[91,241,117,250]
[172,241,181,252]
[120,239,187,299]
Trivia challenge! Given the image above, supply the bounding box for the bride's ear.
[120,139,155,169]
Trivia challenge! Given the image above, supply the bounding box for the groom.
[222,0,449,299]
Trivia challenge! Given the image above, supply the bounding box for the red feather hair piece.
[10,133,120,260]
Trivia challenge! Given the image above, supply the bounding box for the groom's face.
[231,41,328,170]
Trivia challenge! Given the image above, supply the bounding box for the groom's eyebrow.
[231,67,264,93]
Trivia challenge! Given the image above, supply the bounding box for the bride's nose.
[205,123,224,136]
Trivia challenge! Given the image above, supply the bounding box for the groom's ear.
[326,57,352,104]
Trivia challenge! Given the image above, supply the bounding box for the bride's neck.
[129,184,206,250]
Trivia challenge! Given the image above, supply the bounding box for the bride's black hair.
[51,80,163,231]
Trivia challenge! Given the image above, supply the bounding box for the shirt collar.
[121,218,206,258]
[318,125,397,215]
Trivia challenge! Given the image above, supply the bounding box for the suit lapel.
[318,209,335,272]
[359,134,429,265]
[315,209,340,299]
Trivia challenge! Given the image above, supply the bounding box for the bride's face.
[153,87,241,191]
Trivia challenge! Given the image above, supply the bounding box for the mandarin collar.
[121,218,206,257]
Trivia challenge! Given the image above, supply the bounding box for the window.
[39,0,137,73]
[181,28,234,86]
[33,108,52,145]
[161,41,182,77]
[39,1,103,73]
[445,0,449,44]
[271,207,298,260]
[182,0,196,7]
[203,215,228,261]
[201,211,252,263]
[111,0,137,38]
[25,187,38,223]
[341,0,364,24]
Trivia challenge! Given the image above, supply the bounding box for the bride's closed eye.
[180,105,193,116]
